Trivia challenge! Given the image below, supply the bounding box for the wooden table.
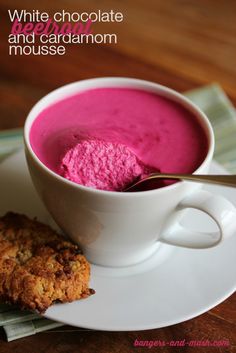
[0,1,235,352]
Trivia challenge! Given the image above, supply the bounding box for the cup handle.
[161,190,236,248]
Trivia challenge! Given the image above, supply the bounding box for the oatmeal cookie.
[0,212,94,313]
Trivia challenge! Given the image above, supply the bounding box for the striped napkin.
[0,83,235,341]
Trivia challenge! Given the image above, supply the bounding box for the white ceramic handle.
[161,190,236,248]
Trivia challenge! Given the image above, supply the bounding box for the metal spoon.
[124,173,236,192]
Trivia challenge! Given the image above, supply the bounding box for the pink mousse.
[60,139,149,191]
[30,88,208,191]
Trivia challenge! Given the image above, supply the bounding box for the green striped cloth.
[0,83,235,341]
[185,84,236,172]
[0,128,23,163]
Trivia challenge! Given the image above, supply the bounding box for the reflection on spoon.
[124,173,236,192]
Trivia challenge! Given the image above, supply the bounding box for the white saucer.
[0,150,236,331]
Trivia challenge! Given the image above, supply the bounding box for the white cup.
[24,78,236,267]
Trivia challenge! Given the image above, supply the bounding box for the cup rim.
[24,77,215,198]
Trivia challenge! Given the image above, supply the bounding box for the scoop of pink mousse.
[59,139,149,191]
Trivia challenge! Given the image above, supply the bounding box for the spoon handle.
[148,173,236,187]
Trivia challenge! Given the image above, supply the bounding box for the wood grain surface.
[0,0,236,352]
